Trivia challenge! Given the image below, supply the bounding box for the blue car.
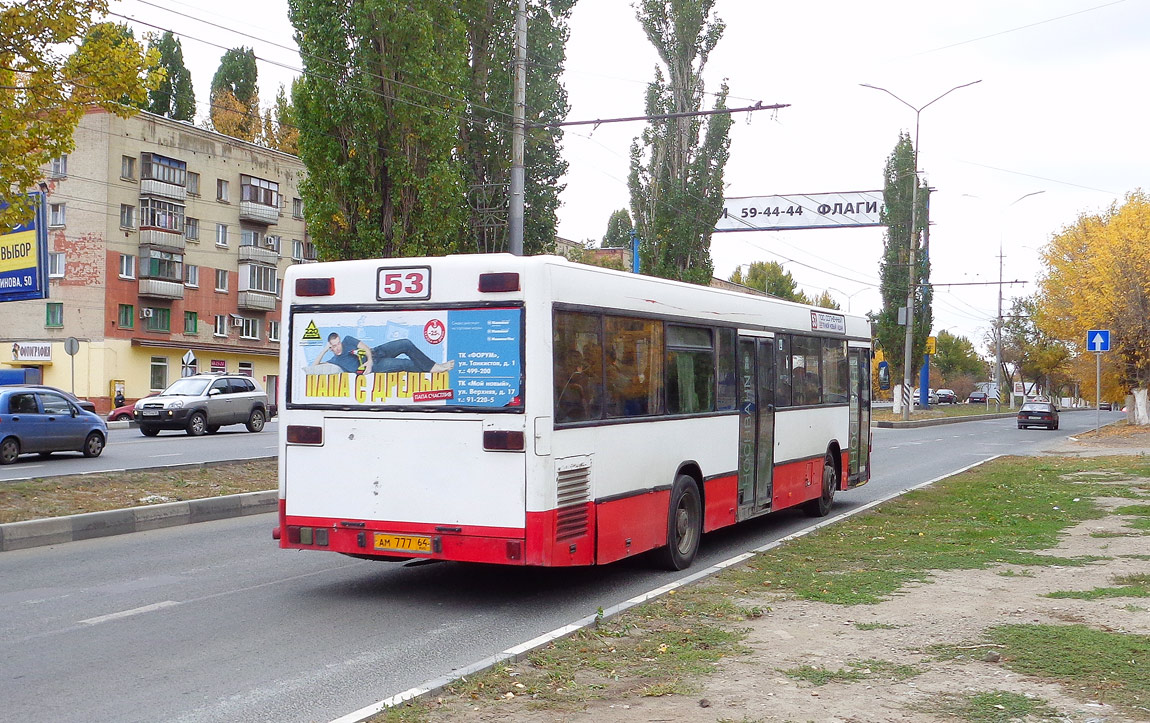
[0,386,108,464]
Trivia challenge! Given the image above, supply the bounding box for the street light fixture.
[825,286,869,313]
[860,79,982,420]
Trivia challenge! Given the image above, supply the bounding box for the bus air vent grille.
[555,466,590,541]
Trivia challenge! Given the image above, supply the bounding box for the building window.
[291,239,317,262]
[119,254,135,279]
[120,204,135,229]
[292,197,303,219]
[238,361,254,377]
[214,315,227,337]
[46,302,63,327]
[142,249,182,282]
[184,264,198,287]
[241,263,278,294]
[139,197,185,233]
[48,203,65,227]
[184,311,197,334]
[185,217,199,241]
[47,252,65,278]
[268,320,280,342]
[50,155,68,178]
[144,307,171,332]
[240,227,263,247]
[216,178,229,202]
[240,317,260,340]
[240,174,279,207]
[150,356,168,391]
[275,278,283,298]
[187,171,200,196]
[140,152,187,186]
[121,155,136,180]
[216,223,228,247]
[215,269,228,292]
[118,304,133,328]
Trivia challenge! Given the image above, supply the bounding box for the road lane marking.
[148,453,183,458]
[80,600,180,625]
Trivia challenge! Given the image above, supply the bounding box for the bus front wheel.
[804,452,838,517]
[654,474,702,571]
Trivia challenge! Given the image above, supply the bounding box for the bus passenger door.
[848,348,872,486]
[737,336,775,517]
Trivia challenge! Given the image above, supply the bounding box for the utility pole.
[508,0,527,255]
[860,80,981,420]
[995,245,1004,411]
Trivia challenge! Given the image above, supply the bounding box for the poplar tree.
[873,132,930,382]
[602,209,633,248]
[147,31,195,121]
[729,260,811,303]
[457,0,573,254]
[210,47,260,141]
[628,0,732,284]
[289,0,468,259]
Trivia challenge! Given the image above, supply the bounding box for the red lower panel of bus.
[277,457,845,566]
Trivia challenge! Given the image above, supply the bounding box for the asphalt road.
[0,420,279,481]
[0,410,1123,722]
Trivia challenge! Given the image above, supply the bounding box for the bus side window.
[554,311,603,423]
[604,316,663,418]
[822,338,849,404]
[666,325,714,415]
[715,327,737,411]
[792,336,822,406]
[775,335,791,407]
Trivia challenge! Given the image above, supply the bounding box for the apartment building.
[1,107,316,411]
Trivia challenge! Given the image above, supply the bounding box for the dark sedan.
[968,391,988,404]
[0,386,108,464]
[1017,401,1059,430]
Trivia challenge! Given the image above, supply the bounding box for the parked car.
[0,386,108,464]
[936,388,958,404]
[107,396,153,422]
[135,373,269,436]
[968,391,988,404]
[0,384,96,413]
[1017,400,1059,430]
[912,388,939,406]
[1099,401,1112,411]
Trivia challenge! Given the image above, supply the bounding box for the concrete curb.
[0,490,277,552]
[875,406,1098,429]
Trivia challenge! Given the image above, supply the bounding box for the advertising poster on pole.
[0,192,49,303]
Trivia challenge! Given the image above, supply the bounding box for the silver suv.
[135,373,269,436]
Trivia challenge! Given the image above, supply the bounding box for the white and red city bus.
[275,254,871,569]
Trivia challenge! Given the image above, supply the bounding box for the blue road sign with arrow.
[1087,329,1110,352]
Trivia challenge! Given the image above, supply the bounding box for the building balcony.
[140,178,188,202]
[140,228,186,251]
[239,201,279,225]
[238,290,277,312]
[238,243,279,264]
[138,278,185,300]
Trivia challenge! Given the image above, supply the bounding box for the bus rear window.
[288,307,522,410]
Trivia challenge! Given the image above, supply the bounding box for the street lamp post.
[994,190,1046,410]
[826,286,868,313]
[860,80,981,420]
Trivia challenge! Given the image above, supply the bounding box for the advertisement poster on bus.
[290,308,521,408]
[0,192,49,303]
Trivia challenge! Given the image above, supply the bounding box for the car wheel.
[804,452,838,517]
[246,408,266,433]
[83,432,105,458]
[206,425,221,434]
[186,412,207,436]
[0,437,19,465]
[113,413,131,421]
[140,426,160,437]
[652,474,702,571]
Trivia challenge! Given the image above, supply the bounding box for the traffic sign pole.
[1096,352,1101,436]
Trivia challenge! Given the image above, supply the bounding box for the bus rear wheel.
[653,474,702,571]
[804,452,838,517]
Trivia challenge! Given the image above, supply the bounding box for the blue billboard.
[0,192,49,303]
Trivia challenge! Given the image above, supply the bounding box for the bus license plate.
[373,533,432,553]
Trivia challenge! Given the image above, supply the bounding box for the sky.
[110,0,1150,356]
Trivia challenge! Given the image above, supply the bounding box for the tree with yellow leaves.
[0,1,161,230]
[1038,190,1150,422]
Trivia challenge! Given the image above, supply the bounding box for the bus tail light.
[484,430,524,451]
[478,272,519,292]
[287,425,323,445]
[286,525,329,546]
[296,277,335,296]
